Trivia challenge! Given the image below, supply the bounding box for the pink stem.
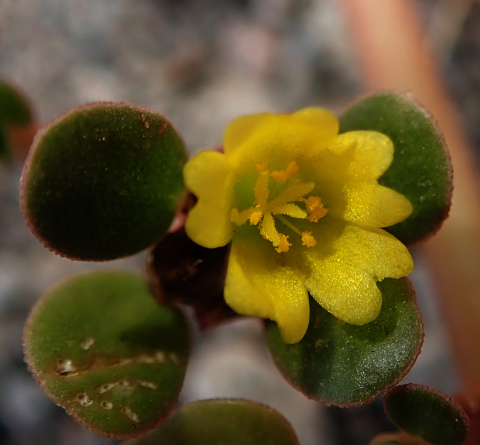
[341,0,480,389]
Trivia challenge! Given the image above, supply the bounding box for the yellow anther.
[301,231,317,247]
[249,210,263,225]
[304,196,321,211]
[270,170,287,182]
[308,207,328,223]
[271,161,299,182]
[303,195,328,223]
[276,234,291,253]
[285,161,299,177]
[256,162,269,173]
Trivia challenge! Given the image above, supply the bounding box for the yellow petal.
[296,219,413,325]
[224,111,339,171]
[329,131,394,180]
[302,131,394,204]
[184,150,235,248]
[225,235,310,343]
[223,113,273,155]
[303,130,412,228]
[332,184,413,228]
[290,107,339,138]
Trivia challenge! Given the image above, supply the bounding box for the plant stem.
[340,0,480,388]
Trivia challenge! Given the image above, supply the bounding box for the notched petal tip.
[302,222,413,326]
[225,239,310,344]
[332,131,395,180]
[184,150,235,248]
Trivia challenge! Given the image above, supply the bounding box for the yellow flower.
[184,108,413,344]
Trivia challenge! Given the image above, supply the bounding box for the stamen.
[274,203,307,219]
[231,161,327,254]
[254,169,271,205]
[302,231,317,247]
[285,161,299,177]
[256,162,269,173]
[269,180,314,208]
[278,217,317,250]
[277,215,302,236]
[270,171,287,182]
[308,207,328,223]
[249,210,263,225]
[231,208,254,225]
[276,234,291,253]
[260,213,281,246]
[303,195,328,223]
[271,161,299,182]
[304,196,322,211]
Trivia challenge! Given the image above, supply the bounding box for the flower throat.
[230,161,327,253]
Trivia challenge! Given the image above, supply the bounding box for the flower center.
[230,161,327,253]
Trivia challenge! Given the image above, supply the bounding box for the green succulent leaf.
[384,384,469,445]
[339,92,452,246]
[124,399,300,445]
[23,270,190,439]
[0,79,33,125]
[266,278,423,407]
[21,102,188,260]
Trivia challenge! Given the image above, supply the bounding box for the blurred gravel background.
[0,1,479,444]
